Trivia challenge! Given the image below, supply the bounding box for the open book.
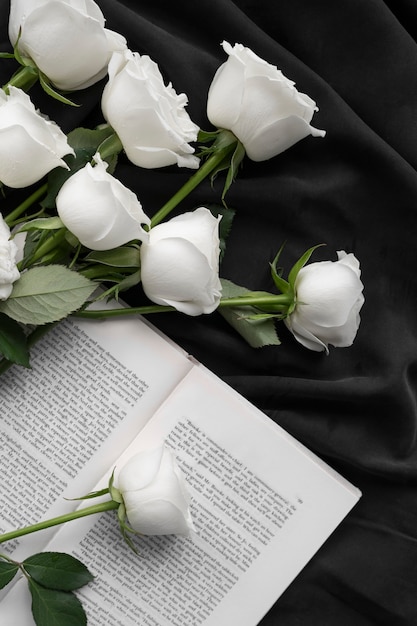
[0,307,361,625]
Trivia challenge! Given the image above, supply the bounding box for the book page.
[0,365,360,625]
[0,312,192,563]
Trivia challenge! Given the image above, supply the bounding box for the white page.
[0,365,360,625]
[0,312,192,562]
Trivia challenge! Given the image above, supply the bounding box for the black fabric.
[1,1,417,624]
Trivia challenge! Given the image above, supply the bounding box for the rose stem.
[75,293,293,319]
[150,144,236,227]
[4,183,48,227]
[0,501,119,545]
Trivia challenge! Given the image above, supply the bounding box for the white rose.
[0,214,20,300]
[116,445,195,536]
[102,49,200,169]
[11,229,27,264]
[207,41,326,161]
[284,251,364,353]
[140,208,222,316]
[8,0,126,91]
[0,87,74,188]
[56,154,150,251]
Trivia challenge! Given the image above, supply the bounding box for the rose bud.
[285,251,364,353]
[117,445,195,536]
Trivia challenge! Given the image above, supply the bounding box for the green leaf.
[0,312,30,367]
[0,52,15,59]
[0,265,96,325]
[219,279,281,348]
[0,561,19,589]
[29,579,87,626]
[24,552,94,591]
[84,246,140,268]
[15,217,65,233]
[67,126,115,153]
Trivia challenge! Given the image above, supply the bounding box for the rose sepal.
[287,243,326,289]
[2,29,78,105]
[2,29,39,93]
[198,128,245,202]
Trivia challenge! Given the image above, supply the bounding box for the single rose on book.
[0,443,195,546]
[117,444,195,536]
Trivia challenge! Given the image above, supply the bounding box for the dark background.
[1,1,417,624]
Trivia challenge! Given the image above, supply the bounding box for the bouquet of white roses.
[0,0,365,623]
[0,1,364,374]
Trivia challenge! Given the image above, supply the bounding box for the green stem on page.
[0,500,119,545]
[5,183,48,227]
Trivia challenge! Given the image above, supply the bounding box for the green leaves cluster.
[0,552,93,626]
[0,266,96,369]
[0,124,130,370]
[219,279,281,348]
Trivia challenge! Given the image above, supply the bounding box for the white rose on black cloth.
[0,87,74,188]
[56,154,150,251]
[140,208,222,316]
[285,251,364,353]
[207,41,325,161]
[8,0,126,91]
[102,49,200,170]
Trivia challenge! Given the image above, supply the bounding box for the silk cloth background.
[1,1,417,624]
